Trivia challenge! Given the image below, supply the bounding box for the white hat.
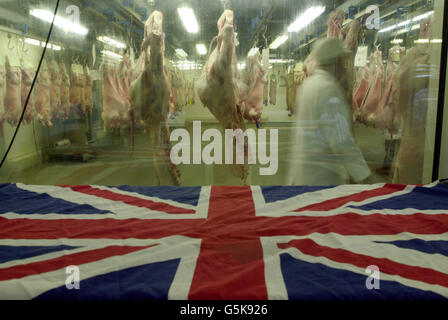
[310,37,351,65]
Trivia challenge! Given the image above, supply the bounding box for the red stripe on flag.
[0,217,201,239]
[294,184,408,212]
[278,239,448,287]
[1,211,448,241]
[61,185,195,214]
[0,245,155,281]
[188,186,268,300]
[256,212,448,237]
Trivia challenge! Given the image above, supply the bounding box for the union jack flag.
[0,182,447,300]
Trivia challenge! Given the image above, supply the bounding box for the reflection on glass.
[0,0,444,187]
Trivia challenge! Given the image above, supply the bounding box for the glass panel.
[0,0,445,186]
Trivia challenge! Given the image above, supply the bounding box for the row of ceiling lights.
[269,5,326,50]
[28,4,439,64]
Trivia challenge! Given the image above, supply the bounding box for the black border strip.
[0,0,61,169]
[432,1,448,181]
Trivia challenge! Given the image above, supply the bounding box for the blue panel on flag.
[261,186,333,203]
[116,186,201,206]
[351,185,448,210]
[0,245,80,264]
[34,258,180,300]
[0,184,110,215]
[375,239,448,257]
[280,254,445,299]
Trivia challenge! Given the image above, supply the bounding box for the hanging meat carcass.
[83,65,93,114]
[368,46,403,131]
[120,55,132,93]
[21,63,36,124]
[49,61,62,119]
[352,65,369,121]
[392,17,432,184]
[197,9,249,181]
[327,10,345,39]
[341,20,361,108]
[173,72,186,111]
[102,64,131,129]
[188,80,195,105]
[240,51,266,122]
[35,62,52,127]
[284,73,297,117]
[70,64,84,113]
[130,10,180,186]
[360,51,384,124]
[59,62,70,120]
[166,68,176,118]
[342,20,361,52]
[4,56,22,126]
[173,71,188,111]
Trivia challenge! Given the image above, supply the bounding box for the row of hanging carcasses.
[352,46,405,133]
[0,55,92,129]
[101,53,196,130]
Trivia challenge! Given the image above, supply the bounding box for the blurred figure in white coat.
[288,38,371,186]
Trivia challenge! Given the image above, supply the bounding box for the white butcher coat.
[288,69,371,186]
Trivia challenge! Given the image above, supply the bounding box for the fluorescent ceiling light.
[390,39,403,44]
[101,50,123,60]
[413,11,434,22]
[42,42,61,51]
[414,39,429,44]
[379,11,433,33]
[269,34,288,49]
[24,38,41,46]
[396,23,421,35]
[248,48,259,57]
[25,37,61,51]
[98,36,126,49]
[196,44,207,55]
[431,39,442,43]
[379,25,396,33]
[288,6,326,33]
[175,48,188,58]
[397,20,411,27]
[30,9,88,35]
[178,8,199,33]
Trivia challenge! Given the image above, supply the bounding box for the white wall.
[0,30,43,177]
